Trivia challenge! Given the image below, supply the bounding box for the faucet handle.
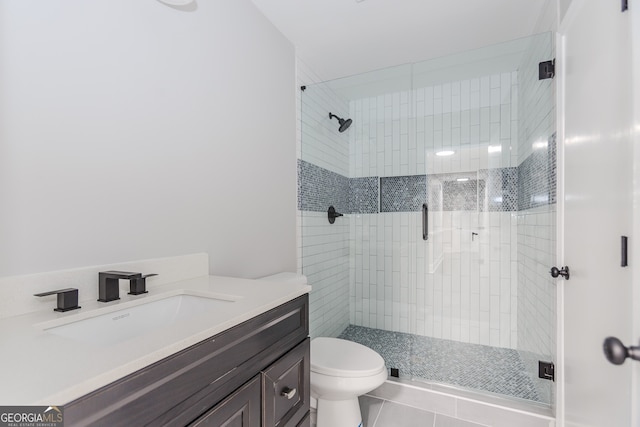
[99,271,142,279]
[128,273,158,295]
[34,288,81,312]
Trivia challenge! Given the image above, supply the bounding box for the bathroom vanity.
[65,295,310,426]
[0,254,311,427]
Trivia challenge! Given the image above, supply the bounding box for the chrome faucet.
[98,271,158,302]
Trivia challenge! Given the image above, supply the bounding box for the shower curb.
[366,379,555,427]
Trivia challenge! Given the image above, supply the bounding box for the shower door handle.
[422,203,428,240]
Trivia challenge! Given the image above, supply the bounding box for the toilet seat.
[311,337,385,378]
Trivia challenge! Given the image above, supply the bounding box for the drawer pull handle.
[281,387,297,400]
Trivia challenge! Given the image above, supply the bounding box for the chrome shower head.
[329,113,353,133]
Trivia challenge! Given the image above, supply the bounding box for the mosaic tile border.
[426,169,518,212]
[441,179,479,211]
[297,159,350,213]
[518,133,557,211]
[480,167,518,212]
[299,133,556,214]
[350,177,379,214]
[380,175,427,212]
[298,160,378,214]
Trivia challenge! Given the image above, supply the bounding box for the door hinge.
[538,361,555,381]
[622,0,628,12]
[539,59,555,80]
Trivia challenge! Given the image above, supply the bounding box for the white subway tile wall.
[517,206,556,357]
[347,70,520,349]
[303,211,350,338]
[297,59,351,338]
[517,33,555,165]
[298,62,350,177]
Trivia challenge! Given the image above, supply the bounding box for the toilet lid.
[311,337,386,378]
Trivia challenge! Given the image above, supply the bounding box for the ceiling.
[251,0,551,82]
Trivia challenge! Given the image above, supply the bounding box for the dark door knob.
[550,266,570,280]
[603,337,640,365]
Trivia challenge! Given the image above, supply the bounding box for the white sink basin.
[43,293,237,346]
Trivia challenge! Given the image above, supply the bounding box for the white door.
[561,1,635,426]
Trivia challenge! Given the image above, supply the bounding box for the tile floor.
[338,325,546,403]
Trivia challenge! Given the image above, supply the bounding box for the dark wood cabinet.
[263,339,309,427]
[64,295,309,427]
[191,375,261,427]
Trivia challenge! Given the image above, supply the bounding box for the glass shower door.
[408,33,556,403]
[300,32,556,405]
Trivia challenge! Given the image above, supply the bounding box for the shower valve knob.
[328,206,343,224]
[550,266,570,280]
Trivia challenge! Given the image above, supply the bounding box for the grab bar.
[422,203,428,240]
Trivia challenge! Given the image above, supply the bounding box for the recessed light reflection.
[533,194,549,203]
[565,134,601,145]
[456,178,469,182]
[435,150,455,157]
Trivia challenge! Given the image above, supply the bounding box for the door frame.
[631,1,640,425]
[555,20,566,427]
[556,0,640,425]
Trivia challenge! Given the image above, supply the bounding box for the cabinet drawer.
[263,338,310,427]
[296,412,310,427]
[190,375,261,427]
[65,295,308,427]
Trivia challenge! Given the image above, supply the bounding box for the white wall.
[0,0,297,278]
[558,0,574,24]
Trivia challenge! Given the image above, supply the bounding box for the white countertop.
[0,275,310,405]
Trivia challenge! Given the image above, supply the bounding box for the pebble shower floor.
[338,325,546,403]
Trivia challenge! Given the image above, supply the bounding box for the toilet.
[257,273,387,427]
[311,337,387,427]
